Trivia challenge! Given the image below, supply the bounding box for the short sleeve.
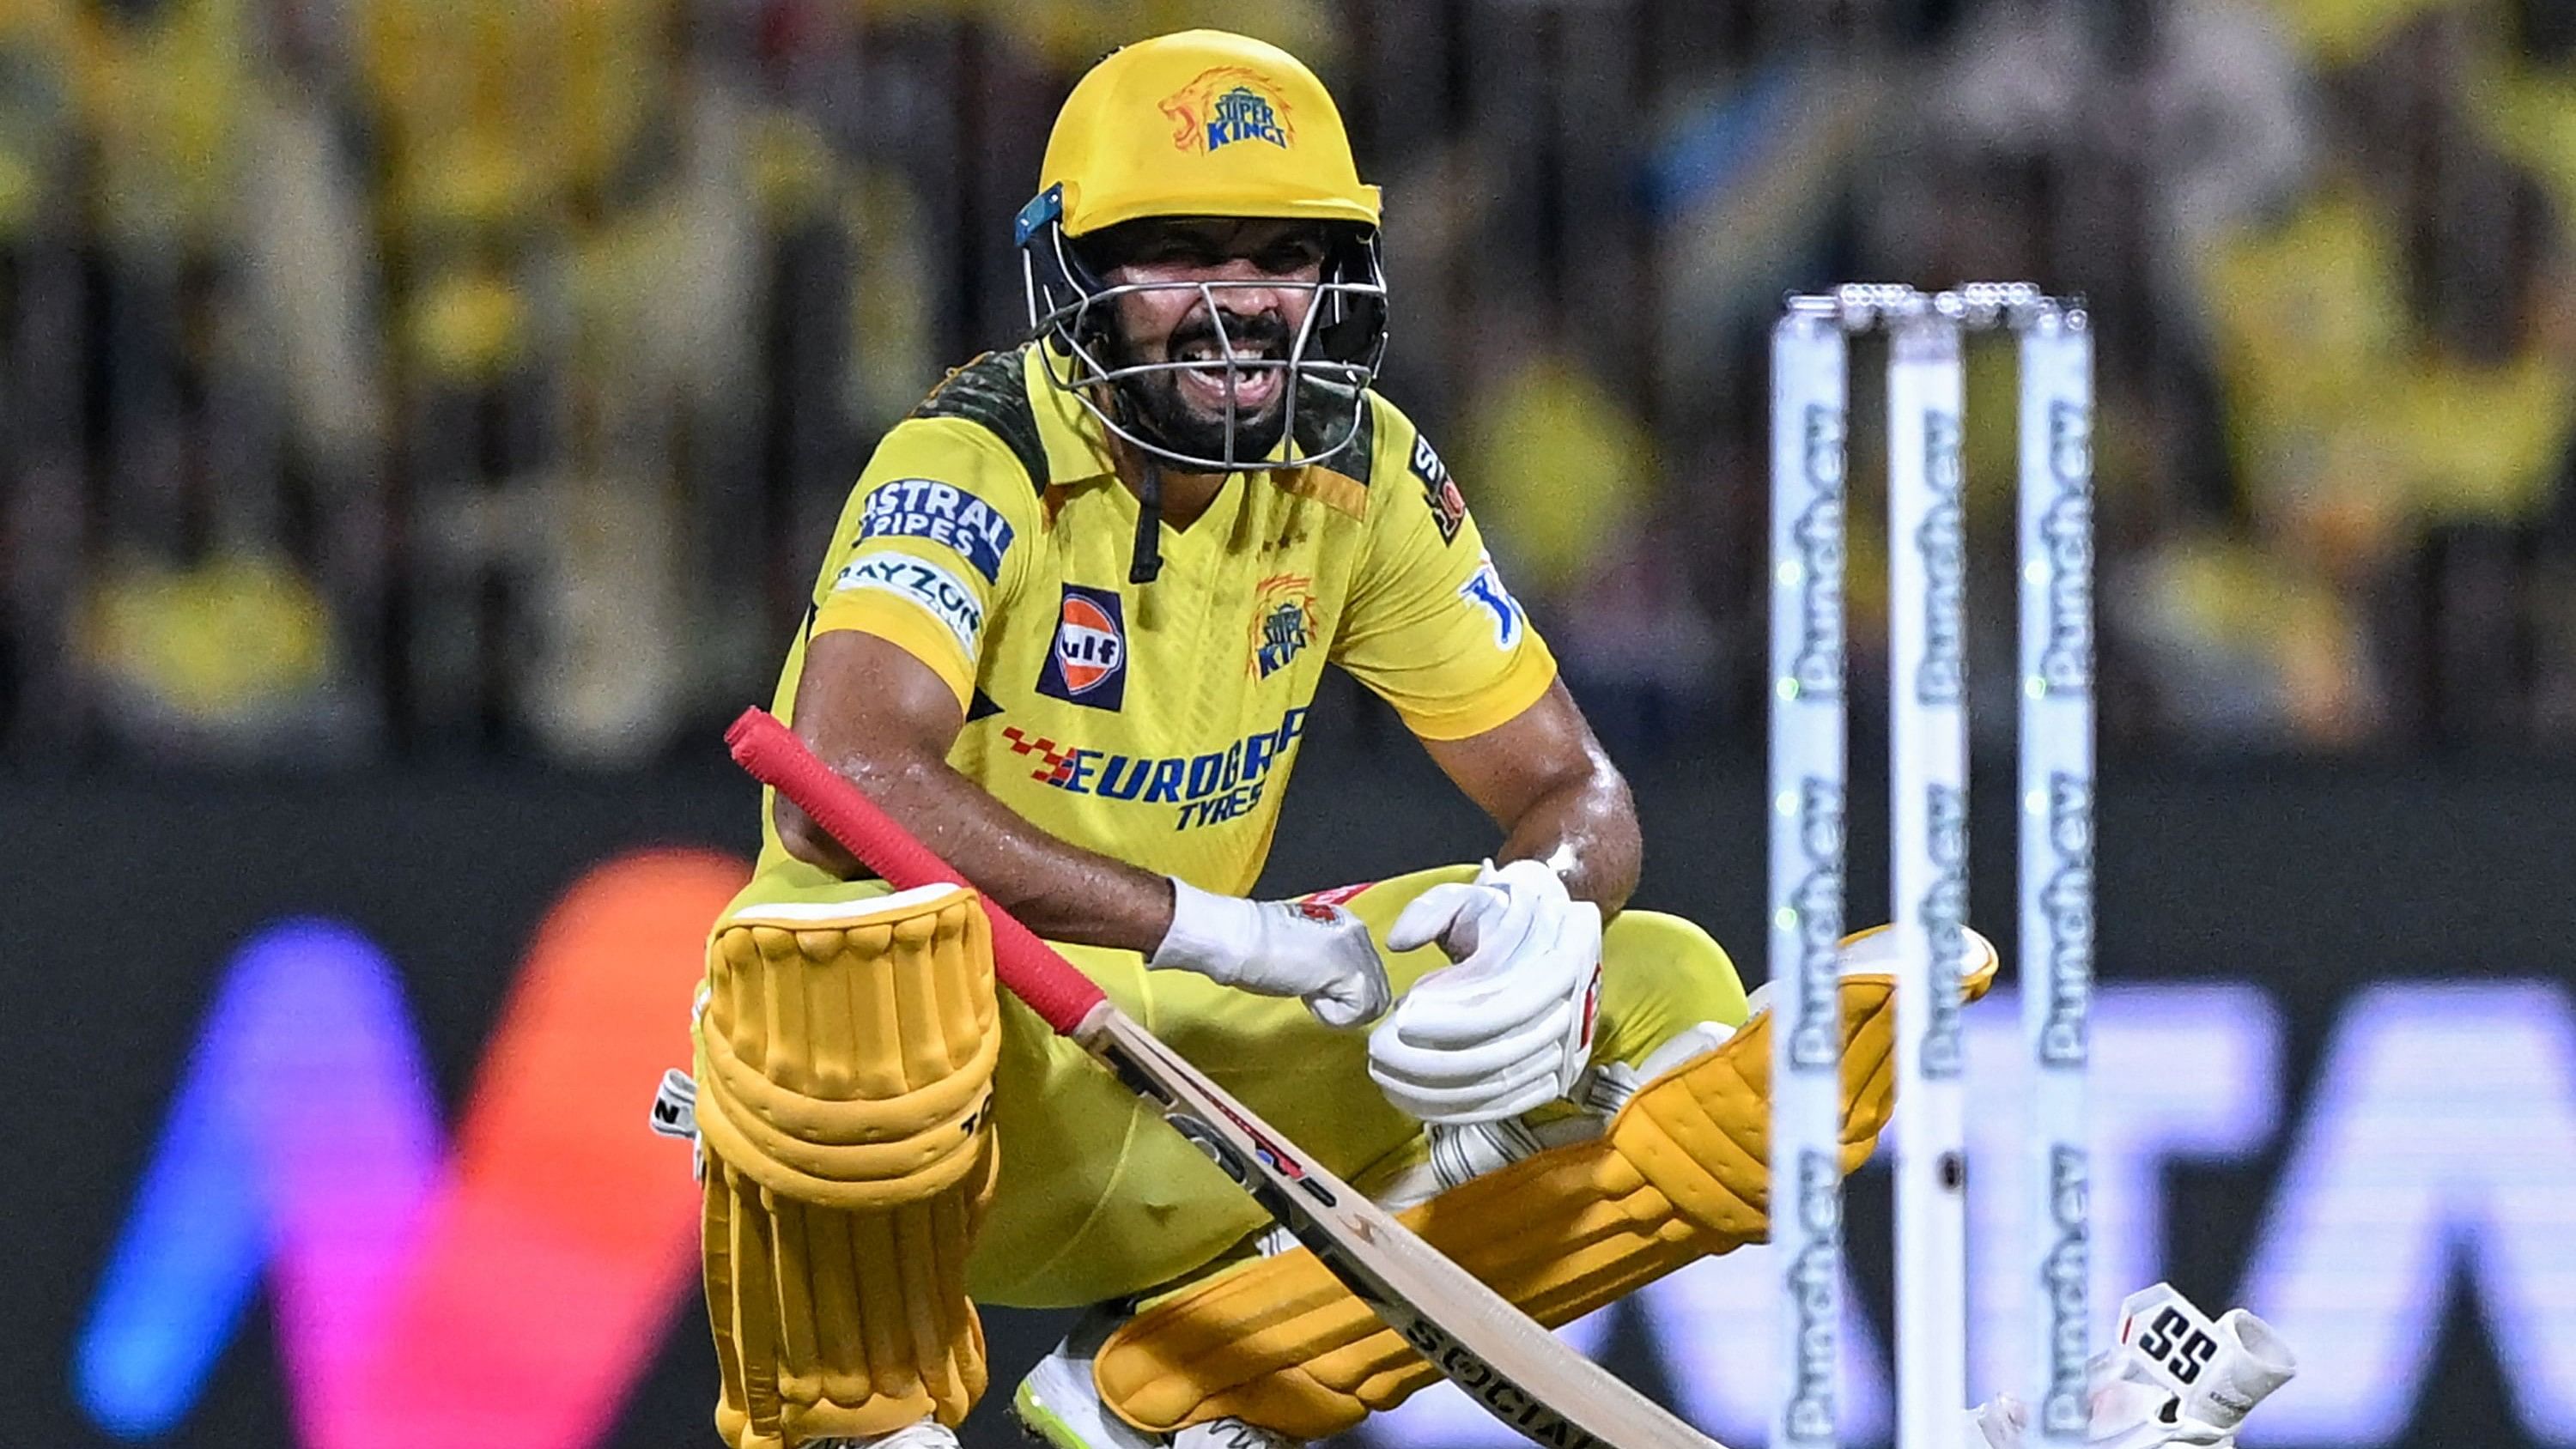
[807,417,1039,710]
[1331,406,1558,739]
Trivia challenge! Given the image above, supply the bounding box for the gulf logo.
[1058,597,1122,688]
[1036,583,1130,711]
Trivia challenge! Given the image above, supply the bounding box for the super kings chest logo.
[1162,67,1295,153]
[1249,573,1320,679]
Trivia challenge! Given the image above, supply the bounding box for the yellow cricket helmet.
[1017,30,1390,499]
[1032,28,1380,237]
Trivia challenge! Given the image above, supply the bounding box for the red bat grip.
[725,707,1109,1035]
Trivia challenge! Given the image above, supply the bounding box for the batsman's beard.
[1104,310,1296,464]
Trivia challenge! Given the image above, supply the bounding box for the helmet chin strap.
[1106,389,1166,584]
[1130,452,1165,584]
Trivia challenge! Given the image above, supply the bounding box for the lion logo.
[1161,67,1296,154]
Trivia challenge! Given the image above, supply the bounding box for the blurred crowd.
[6,0,2576,767]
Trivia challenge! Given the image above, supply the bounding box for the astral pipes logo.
[74,851,743,1449]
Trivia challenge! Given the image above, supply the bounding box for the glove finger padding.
[1367,1040,1567,1119]
[1382,910,1586,1049]
[1382,1070,1569,1126]
[1093,925,1997,1440]
[1386,863,1590,1040]
[1156,883,1394,1028]
[1384,882,1492,955]
[1369,864,1602,1125]
[1367,999,1576,1088]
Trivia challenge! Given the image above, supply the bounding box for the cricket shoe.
[804,1418,959,1449]
[1013,1306,1303,1449]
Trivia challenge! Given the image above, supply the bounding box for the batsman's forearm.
[1496,765,1640,919]
[775,749,1176,952]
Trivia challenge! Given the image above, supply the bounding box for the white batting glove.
[1151,878,1393,1028]
[1969,1283,2297,1448]
[1367,859,1604,1125]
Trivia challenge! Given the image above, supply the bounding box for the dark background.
[11,692,2574,1446]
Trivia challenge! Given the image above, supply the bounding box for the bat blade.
[1084,1009,1726,1449]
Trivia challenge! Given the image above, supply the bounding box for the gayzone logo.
[1920,783,1969,1078]
[1786,778,1846,1074]
[1788,402,1846,700]
[2040,1144,2092,1435]
[2035,398,2093,696]
[1781,1147,1844,1445]
[1916,410,1966,706]
[2036,772,2094,1066]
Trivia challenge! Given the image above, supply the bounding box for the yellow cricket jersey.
[758,342,1557,896]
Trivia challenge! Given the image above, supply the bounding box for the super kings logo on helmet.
[1161,67,1295,153]
[1036,583,1129,711]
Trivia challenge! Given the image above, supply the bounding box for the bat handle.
[725,707,1110,1036]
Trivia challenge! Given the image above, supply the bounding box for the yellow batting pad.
[706,1141,995,1446]
[694,883,1001,1209]
[695,882,1004,1445]
[1093,927,1999,1440]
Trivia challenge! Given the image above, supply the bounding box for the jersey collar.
[1025,343,1120,487]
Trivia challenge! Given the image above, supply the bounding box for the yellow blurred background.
[7,0,2576,763]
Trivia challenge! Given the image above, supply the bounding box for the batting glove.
[1151,878,1393,1028]
[1367,858,1604,1125]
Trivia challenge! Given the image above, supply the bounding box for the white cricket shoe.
[803,1417,960,1449]
[1013,1307,1304,1449]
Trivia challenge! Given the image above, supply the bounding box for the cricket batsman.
[678,29,2294,1449]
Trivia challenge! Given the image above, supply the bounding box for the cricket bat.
[726,706,1723,1449]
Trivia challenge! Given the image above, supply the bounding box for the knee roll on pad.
[1092,925,1999,1440]
[694,883,1001,1209]
[695,883,1004,1444]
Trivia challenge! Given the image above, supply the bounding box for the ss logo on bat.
[2136,1307,2218,1385]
